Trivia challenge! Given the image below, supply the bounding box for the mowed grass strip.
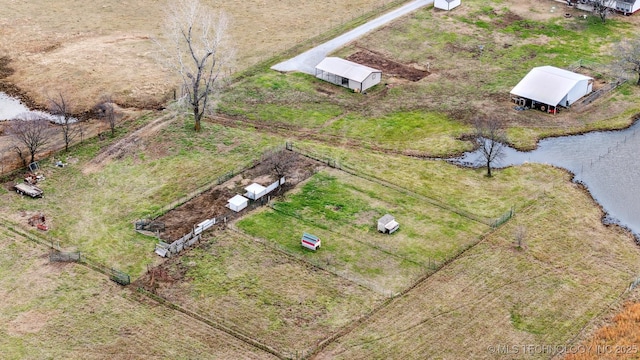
[0,231,277,360]
[0,116,280,276]
[238,170,487,293]
[315,166,640,359]
[151,231,382,356]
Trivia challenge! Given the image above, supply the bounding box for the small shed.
[434,0,461,11]
[227,195,248,212]
[315,57,382,93]
[510,66,593,114]
[378,214,400,234]
[301,232,321,251]
[245,183,267,200]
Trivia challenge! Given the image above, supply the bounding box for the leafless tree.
[614,37,640,85]
[8,114,51,167]
[263,148,297,179]
[95,95,118,137]
[514,225,527,250]
[157,0,234,132]
[48,92,78,152]
[473,118,507,178]
[588,0,614,23]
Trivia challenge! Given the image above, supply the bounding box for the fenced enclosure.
[491,207,515,229]
[48,249,131,285]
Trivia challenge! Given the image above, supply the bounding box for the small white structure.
[510,66,593,114]
[434,0,461,11]
[227,195,248,212]
[612,0,640,15]
[245,183,267,200]
[315,57,382,92]
[378,214,400,234]
[301,232,321,251]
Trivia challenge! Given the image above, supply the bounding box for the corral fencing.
[491,207,515,229]
[154,177,285,258]
[48,250,131,285]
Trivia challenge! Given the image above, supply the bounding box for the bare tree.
[8,114,51,167]
[588,0,614,23]
[263,148,297,179]
[473,118,507,178]
[514,225,527,250]
[614,37,640,85]
[95,95,118,137]
[48,92,78,152]
[158,0,234,132]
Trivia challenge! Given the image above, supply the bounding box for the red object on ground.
[37,224,48,231]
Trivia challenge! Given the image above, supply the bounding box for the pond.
[450,121,640,238]
[0,91,75,124]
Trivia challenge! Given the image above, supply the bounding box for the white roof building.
[434,0,461,11]
[510,66,593,109]
[227,194,249,212]
[315,57,382,92]
[245,183,267,200]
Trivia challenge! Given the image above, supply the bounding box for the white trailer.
[15,183,43,198]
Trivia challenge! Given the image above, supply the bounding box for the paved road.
[271,0,434,75]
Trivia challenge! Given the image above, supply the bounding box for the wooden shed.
[301,232,321,251]
[227,195,248,212]
[378,214,399,234]
[434,0,461,11]
[315,57,382,93]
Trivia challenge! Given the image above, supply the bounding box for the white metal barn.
[434,0,461,11]
[611,0,640,14]
[510,66,593,114]
[315,57,382,92]
[227,195,248,212]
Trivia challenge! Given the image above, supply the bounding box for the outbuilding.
[245,183,267,200]
[315,57,382,93]
[301,232,321,251]
[510,66,593,114]
[434,0,461,11]
[227,195,249,212]
[378,214,400,234]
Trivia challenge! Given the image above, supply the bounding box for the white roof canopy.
[315,57,381,82]
[510,66,592,106]
[228,194,248,206]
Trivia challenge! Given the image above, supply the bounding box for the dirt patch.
[154,151,321,241]
[6,310,53,336]
[347,49,429,81]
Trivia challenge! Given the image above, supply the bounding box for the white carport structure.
[315,57,382,92]
[510,66,593,114]
[434,0,461,11]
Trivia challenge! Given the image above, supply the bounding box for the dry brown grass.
[0,0,396,111]
[565,301,640,360]
[0,228,278,359]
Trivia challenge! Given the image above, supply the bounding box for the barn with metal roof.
[315,57,382,93]
[510,66,593,114]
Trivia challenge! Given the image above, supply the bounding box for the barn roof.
[378,214,395,225]
[315,57,381,83]
[510,66,593,106]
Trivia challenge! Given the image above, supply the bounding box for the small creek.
[0,91,75,124]
[450,121,640,238]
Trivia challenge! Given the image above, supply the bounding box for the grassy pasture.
[219,0,640,153]
[315,166,640,359]
[147,231,383,356]
[0,116,280,276]
[238,170,489,294]
[0,230,277,360]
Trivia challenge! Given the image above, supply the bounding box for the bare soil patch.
[154,151,321,241]
[347,49,429,81]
